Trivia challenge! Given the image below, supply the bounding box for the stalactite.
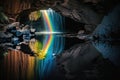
[0,50,35,80]
[0,0,31,18]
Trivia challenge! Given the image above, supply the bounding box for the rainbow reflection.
[41,10,53,58]
[35,8,65,80]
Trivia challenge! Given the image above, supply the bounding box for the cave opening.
[0,0,120,80]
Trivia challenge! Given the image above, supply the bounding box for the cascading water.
[35,8,65,79]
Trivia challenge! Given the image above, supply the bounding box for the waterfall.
[35,8,65,79]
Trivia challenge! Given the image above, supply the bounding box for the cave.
[0,0,120,80]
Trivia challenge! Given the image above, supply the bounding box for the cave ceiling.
[0,0,119,23]
[0,0,120,33]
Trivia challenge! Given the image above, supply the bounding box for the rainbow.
[41,10,53,56]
